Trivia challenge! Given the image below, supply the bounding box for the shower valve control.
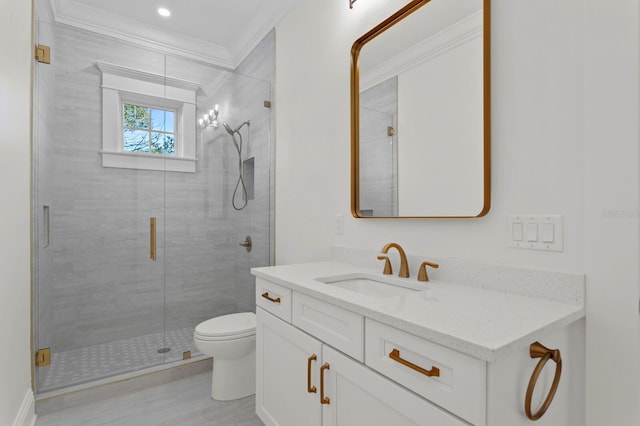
[239,235,252,252]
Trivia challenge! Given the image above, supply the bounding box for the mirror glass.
[352,0,490,218]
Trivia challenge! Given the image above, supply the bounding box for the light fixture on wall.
[199,104,219,129]
[350,0,357,8]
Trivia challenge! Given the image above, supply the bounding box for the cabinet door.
[257,307,323,426]
[321,346,467,426]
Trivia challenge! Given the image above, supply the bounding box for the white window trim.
[96,61,200,173]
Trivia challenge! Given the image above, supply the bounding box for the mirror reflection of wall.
[396,19,484,216]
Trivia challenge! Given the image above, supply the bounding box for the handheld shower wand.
[223,121,251,210]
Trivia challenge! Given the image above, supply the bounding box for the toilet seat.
[194,312,256,341]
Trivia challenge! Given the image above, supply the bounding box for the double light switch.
[507,215,563,252]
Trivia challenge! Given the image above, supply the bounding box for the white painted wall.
[584,1,640,425]
[276,0,584,269]
[0,0,35,424]
[276,0,639,423]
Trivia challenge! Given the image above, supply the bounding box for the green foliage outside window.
[123,104,175,155]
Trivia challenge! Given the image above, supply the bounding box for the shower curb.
[35,357,212,416]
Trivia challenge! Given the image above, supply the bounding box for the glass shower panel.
[33,18,168,393]
[230,76,273,314]
[162,56,272,360]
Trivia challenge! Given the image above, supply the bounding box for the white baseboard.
[13,388,36,426]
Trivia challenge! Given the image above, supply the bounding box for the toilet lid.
[195,312,256,339]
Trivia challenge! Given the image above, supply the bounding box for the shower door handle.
[150,217,157,261]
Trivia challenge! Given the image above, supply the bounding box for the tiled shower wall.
[359,77,398,216]
[34,22,273,360]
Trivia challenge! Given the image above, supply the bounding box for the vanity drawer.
[365,319,486,426]
[256,278,292,322]
[292,292,364,361]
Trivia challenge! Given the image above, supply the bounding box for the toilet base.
[211,348,256,401]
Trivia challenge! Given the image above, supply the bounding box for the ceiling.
[48,0,298,69]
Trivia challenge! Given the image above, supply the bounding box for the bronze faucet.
[379,242,409,278]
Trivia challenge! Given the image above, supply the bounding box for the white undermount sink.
[315,273,425,298]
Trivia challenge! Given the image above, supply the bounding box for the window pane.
[123,104,149,129]
[151,109,174,132]
[124,129,150,152]
[151,132,175,155]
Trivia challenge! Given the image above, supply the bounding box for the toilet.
[194,312,256,401]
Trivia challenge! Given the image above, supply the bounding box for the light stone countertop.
[251,261,585,362]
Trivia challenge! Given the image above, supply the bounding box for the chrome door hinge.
[35,44,50,64]
[35,348,51,367]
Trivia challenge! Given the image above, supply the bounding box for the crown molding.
[49,0,296,69]
[361,10,483,91]
[228,0,297,67]
[50,0,234,68]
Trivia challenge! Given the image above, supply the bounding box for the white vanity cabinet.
[256,306,467,426]
[256,307,322,426]
[256,278,471,426]
[254,267,585,426]
[321,345,468,426]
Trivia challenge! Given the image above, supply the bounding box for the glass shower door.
[32,18,168,393]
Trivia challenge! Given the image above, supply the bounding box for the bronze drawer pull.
[389,348,440,377]
[525,341,563,421]
[320,363,330,404]
[261,292,281,303]
[307,354,317,393]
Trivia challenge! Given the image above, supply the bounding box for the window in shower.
[123,103,176,155]
[97,61,198,172]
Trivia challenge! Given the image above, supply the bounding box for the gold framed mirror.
[351,0,490,218]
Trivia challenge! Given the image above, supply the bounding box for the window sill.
[101,151,196,173]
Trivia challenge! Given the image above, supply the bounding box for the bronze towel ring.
[524,341,563,421]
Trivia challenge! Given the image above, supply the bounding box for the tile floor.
[40,327,200,392]
[35,370,264,426]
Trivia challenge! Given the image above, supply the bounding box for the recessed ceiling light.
[158,7,171,17]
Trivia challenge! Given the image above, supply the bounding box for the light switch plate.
[335,214,344,235]
[507,215,563,251]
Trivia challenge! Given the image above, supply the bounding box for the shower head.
[223,122,234,136]
[223,121,251,135]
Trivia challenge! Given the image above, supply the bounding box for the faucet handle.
[377,255,393,275]
[417,261,439,282]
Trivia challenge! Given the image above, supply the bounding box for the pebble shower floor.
[39,327,201,392]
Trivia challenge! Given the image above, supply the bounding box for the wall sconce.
[199,104,219,128]
[350,0,357,8]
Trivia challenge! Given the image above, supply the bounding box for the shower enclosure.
[32,14,273,394]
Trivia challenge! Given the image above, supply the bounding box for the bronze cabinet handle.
[525,341,563,421]
[389,348,440,377]
[307,354,317,393]
[261,292,281,303]
[320,362,330,404]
